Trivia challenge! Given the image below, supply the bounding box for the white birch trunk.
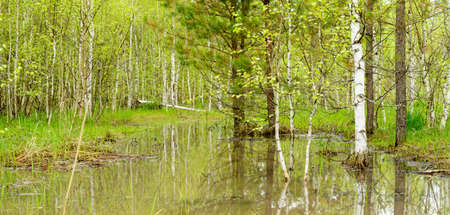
[134,33,140,100]
[441,15,449,129]
[127,0,134,109]
[187,69,191,104]
[170,17,176,106]
[407,24,416,113]
[422,21,435,125]
[274,56,290,182]
[351,0,368,154]
[112,38,120,111]
[441,72,449,129]
[287,9,295,136]
[208,40,212,111]
[354,180,367,215]
[86,0,94,115]
[304,100,317,181]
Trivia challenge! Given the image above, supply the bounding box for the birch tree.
[350,0,368,155]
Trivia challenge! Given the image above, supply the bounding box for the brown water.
[0,122,448,215]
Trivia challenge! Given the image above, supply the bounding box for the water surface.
[1,122,448,214]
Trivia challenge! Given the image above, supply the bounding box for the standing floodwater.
[1,122,448,214]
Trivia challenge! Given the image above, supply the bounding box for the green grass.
[0,108,222,167]
[280,104,449,167]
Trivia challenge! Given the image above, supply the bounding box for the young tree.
[365,0,375,135]
[395,0,407,146]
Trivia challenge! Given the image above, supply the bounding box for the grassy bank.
[0,108,221,168]
[281,106,449,168]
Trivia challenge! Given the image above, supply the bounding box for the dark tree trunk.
[263,0,275,136]
[395,0,407,146]
[394,160,406,215]
[366,0,375,135]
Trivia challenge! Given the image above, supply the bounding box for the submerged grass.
[0,108,221,168]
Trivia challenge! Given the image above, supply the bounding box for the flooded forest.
[0,0,448,214]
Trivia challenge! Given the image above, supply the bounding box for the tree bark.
[351,0,368,154]
[127,0,134,109]
[287,6,295,137]
[441,72,449,129]
[395,0,407,146]
[394,160,406,215]
[365,0,375,135]
[170,16,177,106]
[263,0,275,135]
[86,0,94,115]
[304,100,317,181]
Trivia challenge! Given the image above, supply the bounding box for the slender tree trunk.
[6,0,12,120]
[394,160,406,215]
[13,0,19,117]
[187,69,191,105]
[127,0,134,109]
[376,20,387,124]
[421,11,435,127]
[407,14,417,113]
[47,39,57,124]
[441,72,449,129]
[112,37,120,111]
[263,0,275,135]
[441,13,449,129]
[170,17,176,106]
[351,0,368,154]
[304,100,317,181]
[274,40,290,182]
[86,0,94,115]
[395,0,407,146]
[287,7,295,137]
[162,32,168,107]
[365,0,375,135]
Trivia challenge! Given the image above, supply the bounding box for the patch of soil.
[4,132,155,171]
[239,122,291,137]
[4,150,155,171]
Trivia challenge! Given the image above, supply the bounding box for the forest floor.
[0,108,221,170]
[283,106,450,169]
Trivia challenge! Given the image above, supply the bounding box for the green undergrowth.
[280,105,449,168]
[0,108,222,168]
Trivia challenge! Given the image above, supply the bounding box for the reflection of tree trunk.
[90,172,96,215]
[289,137,294,173]
[276,182,289,215]
[394,160,406,215]
[364,157,374,215]
[352,157,374,215]
[171,126,176,200]
[265,142,275,215]
[304,178,311,215]
[354,177,366,215]
[232,140,244,199]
